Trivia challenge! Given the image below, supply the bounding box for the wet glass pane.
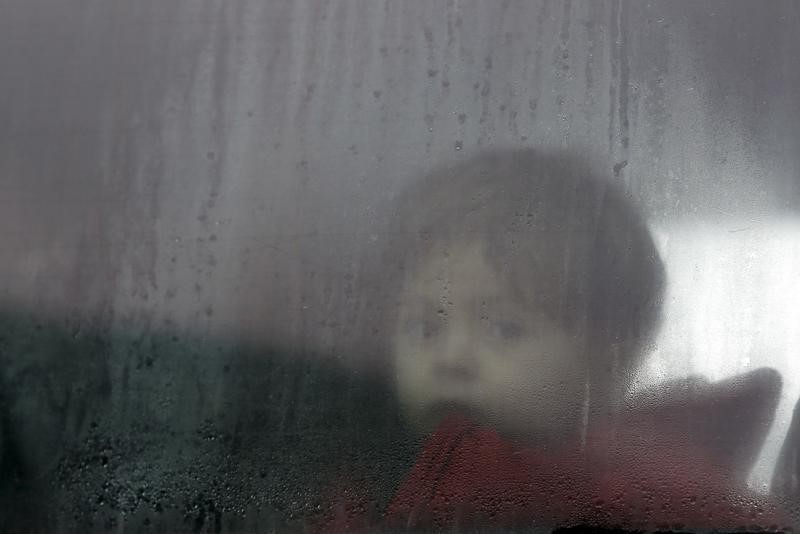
[1,1,799,532]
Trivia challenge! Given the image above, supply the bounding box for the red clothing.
[318,414,787,532]
[384,413,786,531]
[314,370,791,532]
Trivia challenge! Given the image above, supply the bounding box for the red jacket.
[315,369,791,532]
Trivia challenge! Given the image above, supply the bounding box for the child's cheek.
[393,346,435,417]
[483,343,584,432]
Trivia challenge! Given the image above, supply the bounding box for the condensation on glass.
[1,0,799,532]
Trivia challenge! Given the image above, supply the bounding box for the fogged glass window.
[1,1,799,532]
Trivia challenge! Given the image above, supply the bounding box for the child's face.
[393,239,587,442]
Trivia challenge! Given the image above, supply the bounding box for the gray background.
[1,0,799,530]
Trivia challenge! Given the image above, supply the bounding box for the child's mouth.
[427,398,480,422]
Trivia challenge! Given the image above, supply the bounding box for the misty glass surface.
[1,1,799,532]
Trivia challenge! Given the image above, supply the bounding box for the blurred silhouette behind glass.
[313,148,790,532]
[379,148,665,439]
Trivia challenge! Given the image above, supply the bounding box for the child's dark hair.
[368,148,666,375]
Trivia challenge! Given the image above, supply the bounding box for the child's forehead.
[400,239,548,307]
[407,240,495,281]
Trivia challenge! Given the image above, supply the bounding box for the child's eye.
[489,319,524,340]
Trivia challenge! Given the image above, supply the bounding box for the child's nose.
[434,326,479,381]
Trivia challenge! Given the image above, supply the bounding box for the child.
[314,148,788,532]
[380,148,665,444]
